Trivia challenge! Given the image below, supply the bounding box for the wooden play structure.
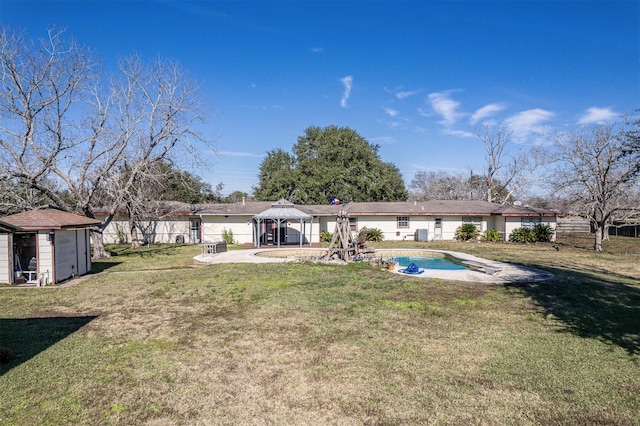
[326,204,363,261]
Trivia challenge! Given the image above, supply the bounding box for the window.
[349,217,358,233]
[397,216,409,228]
[463,216,483,231]
[522,217,541,229]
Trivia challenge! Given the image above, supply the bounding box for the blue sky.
[1,1,638,195]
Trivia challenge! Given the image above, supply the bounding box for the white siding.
[101,217,191,244]
[202,215,254,244]
[0,233,11,284]
[37,231,54,284]
[504,217,523,240]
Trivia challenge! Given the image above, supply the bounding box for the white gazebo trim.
[252,199,313,248]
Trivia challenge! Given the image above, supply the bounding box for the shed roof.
[0,208,101,231]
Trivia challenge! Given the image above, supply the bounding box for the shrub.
[534,223,554,242]
[509,227,536,243]
[221,228,234,245]
[455,223,480,241]
[357,227,369,244]
[320,231,333,243]
[365,227,384,242]
[481,229,502,242]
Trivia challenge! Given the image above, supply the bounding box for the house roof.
[94,199,559,218]
[0,208,101,231]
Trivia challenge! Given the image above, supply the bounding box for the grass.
[0,234,639,425]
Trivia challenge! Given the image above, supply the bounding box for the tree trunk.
[130,219,141,249]
[594,223,604,252]
[91,230,110,259]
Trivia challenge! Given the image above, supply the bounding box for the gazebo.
[252,199,313,248]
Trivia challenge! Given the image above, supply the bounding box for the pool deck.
[194,248,553,284]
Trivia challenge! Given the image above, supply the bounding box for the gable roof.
[0,208,101,231]
[93,199,559,218]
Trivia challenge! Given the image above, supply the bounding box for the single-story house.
[96,199,559,246]
[0,208,101,285]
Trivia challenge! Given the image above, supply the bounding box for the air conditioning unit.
[415,229,428,242]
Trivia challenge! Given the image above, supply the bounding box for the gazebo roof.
[253,199,312,220]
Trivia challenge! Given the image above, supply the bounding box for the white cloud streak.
[470,103,506,125]
[384,107,399,117]
[578,106,617,124]
[396,89,421,99]
[428,91,464,126]
[505,109,554,143]
[340,75,353,108]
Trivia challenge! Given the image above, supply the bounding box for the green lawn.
[1,235,639,425]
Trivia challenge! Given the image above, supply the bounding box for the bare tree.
[0,27,210,257]
[548,120,640,251]
[474,124,546,204]
[409,171,473,200]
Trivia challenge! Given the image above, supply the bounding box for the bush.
[481,229,502,242]
[534,223,554,242]
[320,231,333,243]
[357,227,369,244]
[221,228,234,245]
[455,223,480,241]
[509,227,536,243]
[365,227,384,242]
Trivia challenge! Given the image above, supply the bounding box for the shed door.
[76,230,90,276]
[54,230,77,282]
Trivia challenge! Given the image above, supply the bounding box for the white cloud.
[340,75,353,108]
[384,107,399,117]
[505,109,554,142]
[311,47,324,53]
[578,106,617,124]
[396,89,421,99]
[470,103,506,125]
[443,128,474,138]
[427,91,464,126]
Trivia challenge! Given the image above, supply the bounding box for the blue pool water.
[395,256,466,270]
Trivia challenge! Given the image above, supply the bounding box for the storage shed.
[0,208,101,285]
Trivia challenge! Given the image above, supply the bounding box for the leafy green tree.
[154,161,218,204]
[254,126,407,204]
[253,148,298,201]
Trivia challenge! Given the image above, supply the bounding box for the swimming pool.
[394,256,466,271]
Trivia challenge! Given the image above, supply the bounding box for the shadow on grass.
[106,243,191,257]
[90,261,123,274]
[0,316,97,375]
[507,266,640,356]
